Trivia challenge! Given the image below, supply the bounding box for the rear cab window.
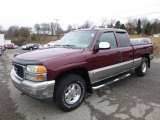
[116,32,131,47]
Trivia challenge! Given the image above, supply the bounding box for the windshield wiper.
[62,44,77,48]
[53,44,61,48]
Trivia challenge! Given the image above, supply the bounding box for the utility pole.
[54,19,59,35]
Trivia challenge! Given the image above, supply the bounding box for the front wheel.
[135,58,148,76]
[54,74,86,112]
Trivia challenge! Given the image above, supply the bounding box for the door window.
[99,32,117,48]
[116,32,130,47]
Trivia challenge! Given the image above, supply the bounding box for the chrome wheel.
[142,62,147,73]
[64,83,82,105]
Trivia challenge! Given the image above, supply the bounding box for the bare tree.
[107,19,116,28]
[66,24,73,32]
[6,26,19,37]
[101,18,108,28]
[41,23,49,34]
[47,23,51,34]
[72,24,79,30]
[55,23,64,35]
[81,20,93,29]
[19,27,30,37]
[141,18,149,34]
[34,24,41,34]
[125,18,137,34]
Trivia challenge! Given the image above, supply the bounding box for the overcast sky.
[0,0,160,30]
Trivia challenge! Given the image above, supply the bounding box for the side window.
[116,32,130,47]
[35,44,38,47]
[99,32,117,48]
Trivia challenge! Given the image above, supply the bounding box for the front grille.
[13,63,25,78]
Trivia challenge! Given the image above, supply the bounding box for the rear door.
[115,32,134,71]
[91,31,122,83]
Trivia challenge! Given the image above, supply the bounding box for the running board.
[92,73,131,90]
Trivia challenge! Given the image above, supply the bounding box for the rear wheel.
[135,58,148,76]
[54,74,86,112]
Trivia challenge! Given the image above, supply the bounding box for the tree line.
[1,22,64,45]
[66,18,160,35]
[120,18,160,35]
[1,18,160,37]
[34,22,63,35]
[0,17,160,45]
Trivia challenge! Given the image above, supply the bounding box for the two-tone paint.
[12,28,153,97]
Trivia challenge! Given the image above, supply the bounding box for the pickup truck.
[11,28,153,111]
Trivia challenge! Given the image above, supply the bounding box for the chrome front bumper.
[11,69,55,99]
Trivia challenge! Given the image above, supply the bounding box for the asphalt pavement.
[0,48,160,120]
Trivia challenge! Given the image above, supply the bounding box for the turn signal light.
[37,66,47,73]
[36,75,44,81]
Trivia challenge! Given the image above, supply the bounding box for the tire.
[29,47,33,50]
[135,58,148,76]
[54,74,86,112]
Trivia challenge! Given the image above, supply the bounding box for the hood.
[15,48,84,62]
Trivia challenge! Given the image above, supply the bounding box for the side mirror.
[98,42,110,50]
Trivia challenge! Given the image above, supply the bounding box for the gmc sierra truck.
[11,28,153,111]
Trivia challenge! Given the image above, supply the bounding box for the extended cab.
[11,28,153,111]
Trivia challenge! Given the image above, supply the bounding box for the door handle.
[117,52,122,61]
[117,52,122,56]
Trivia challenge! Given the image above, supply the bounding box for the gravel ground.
[0,49,160,120]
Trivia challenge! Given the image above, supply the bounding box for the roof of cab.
[74,28,126,33]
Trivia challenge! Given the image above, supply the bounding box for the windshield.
[54,31,96,49]
[26,44,33,46]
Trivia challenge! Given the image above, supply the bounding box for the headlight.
[25,65,47,81]
[26,65,47,73]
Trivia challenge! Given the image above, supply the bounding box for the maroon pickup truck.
[11,28,153,111]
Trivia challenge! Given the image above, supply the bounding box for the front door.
[91,31,122,83]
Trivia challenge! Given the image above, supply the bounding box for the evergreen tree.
[120,24,125,30]
[137,19,142,34]
[115,21,121,28]
[144,22,151,35]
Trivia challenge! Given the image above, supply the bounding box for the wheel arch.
[142,53,150,68]
[54,67,93,93]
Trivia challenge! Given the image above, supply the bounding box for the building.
[153,33,160,38]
